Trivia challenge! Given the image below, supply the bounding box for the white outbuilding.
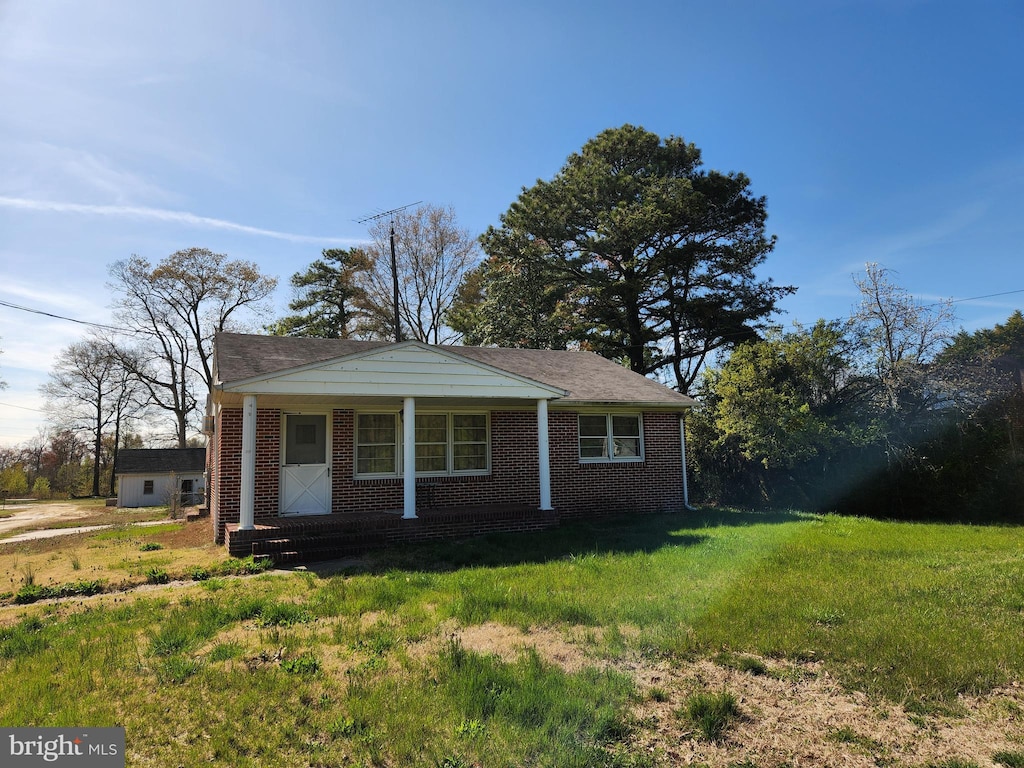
[115,448,206,508]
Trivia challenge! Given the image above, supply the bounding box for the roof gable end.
[219,339,568,400]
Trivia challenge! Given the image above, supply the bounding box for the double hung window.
[355,412,489,477]
[578,413,643,462]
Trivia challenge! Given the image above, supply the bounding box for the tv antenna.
[356,201,422,342]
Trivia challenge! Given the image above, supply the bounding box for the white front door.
[281,413,331,515]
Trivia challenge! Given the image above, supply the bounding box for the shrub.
[139,542,163,552]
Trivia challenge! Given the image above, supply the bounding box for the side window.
[143,480,154,495]
[578,414,643,463]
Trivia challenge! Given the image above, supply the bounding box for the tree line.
[7,124,1020,516]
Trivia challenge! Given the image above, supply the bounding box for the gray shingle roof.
[214,332,694,407]
[115,448,207,475]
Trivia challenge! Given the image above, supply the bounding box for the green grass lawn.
[1,509,1022,766]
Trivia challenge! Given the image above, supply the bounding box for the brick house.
[206,332,695,559]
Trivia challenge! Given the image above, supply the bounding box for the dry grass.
[0,510,226,601]
[450,622,1024,766]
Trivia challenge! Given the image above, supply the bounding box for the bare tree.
[361,205,479,344]
[853,263,956,418]
[109,248,277,446]
[41,338,146,497]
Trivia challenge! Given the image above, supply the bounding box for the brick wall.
[213,404,684,543]
[550,411,684,518]
[212,406,281,543]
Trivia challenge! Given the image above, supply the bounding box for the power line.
[0,299,132,333]
[0,403,45,415]
[946,288,1024,305]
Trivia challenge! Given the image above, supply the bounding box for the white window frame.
[354,412,401,478]
[354,410,490,478]
[577,412,645,464]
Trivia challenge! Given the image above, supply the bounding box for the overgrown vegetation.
[692,294,1024,521]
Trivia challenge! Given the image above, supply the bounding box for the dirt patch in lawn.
[448,621,1024,767]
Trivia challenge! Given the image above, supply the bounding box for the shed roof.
[213,333,694,407]
[115,448,207,475]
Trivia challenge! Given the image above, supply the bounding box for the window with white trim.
[356,413,399,475]
[355,411,489,477]
[578,413,643,462]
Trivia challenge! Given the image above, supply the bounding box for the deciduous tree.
[109,248,277,446]
[361,204,480,343]
[41,338,146,497]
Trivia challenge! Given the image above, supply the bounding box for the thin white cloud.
[0,196,360,246]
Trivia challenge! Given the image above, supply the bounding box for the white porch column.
[239,394,257,530]
[402,396,417,519]
[537,398,553,511]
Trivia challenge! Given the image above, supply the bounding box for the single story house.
[207,332,696,557]
[115,448,207,508]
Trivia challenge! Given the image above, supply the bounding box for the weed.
[14,579,104,604]
[454,718,486,738]
[0,615,48,658]
[281,651,320,676]
[19,563,35,587]
[830,725,882,752]
[329,714,370,738]
[715,651,768,676]
[208,642,242,662]
[678,690,741,742]
[157,656,202,684]
[139,542,163,552]
[994,753,1024,768]
[648,686,669,702]
[254,601,310,627]
[145,567,169,585]
[70,552,81,570]
[924,761,980,768]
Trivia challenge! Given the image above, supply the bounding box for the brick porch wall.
[212,407,281,543]
[213,406,684,543]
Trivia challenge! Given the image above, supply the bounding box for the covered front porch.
[225,503,558,562]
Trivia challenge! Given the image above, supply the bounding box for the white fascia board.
[217,339,568,399]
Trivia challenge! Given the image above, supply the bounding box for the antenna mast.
[357,201,422,342]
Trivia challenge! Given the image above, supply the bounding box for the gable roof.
[115,448,207,475]
[213,333,695,407]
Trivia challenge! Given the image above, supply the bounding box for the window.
[143,480,154,495]
[355,411,489,477]
[285,414,327,465]
[453,413,488,472]
[415,413,448,473]
[578,413,643,463]
[356,413,398,475]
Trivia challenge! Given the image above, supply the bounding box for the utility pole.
[357,202,422,343]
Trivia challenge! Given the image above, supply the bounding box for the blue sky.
[1,0,1022,445]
